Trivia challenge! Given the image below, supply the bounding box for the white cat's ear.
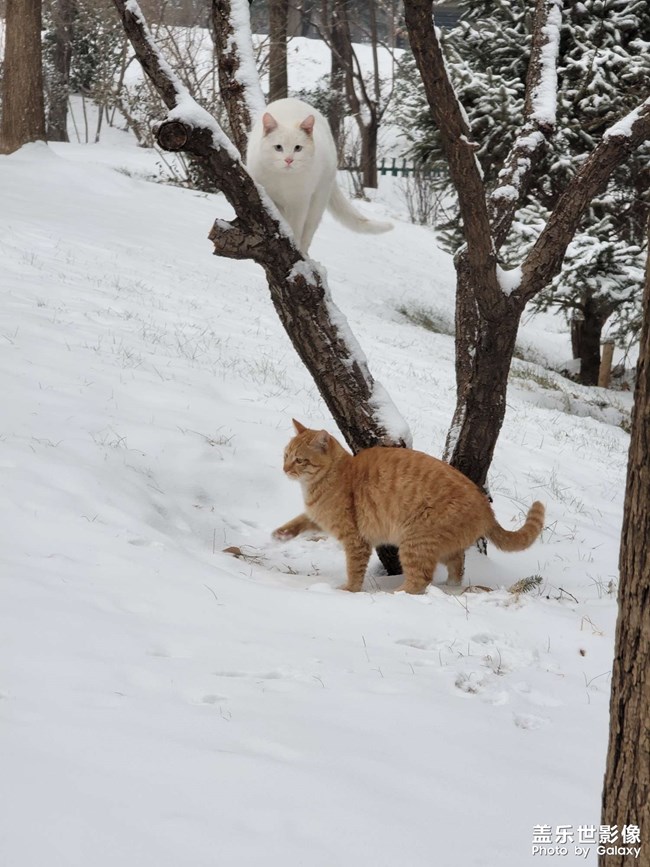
[312,430,329,452]
[292,418,307,434]
[300,115,315,136]
[263,113,278,135]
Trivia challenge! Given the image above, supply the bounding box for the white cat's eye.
[294,145,303,152]
[274,144,283,152]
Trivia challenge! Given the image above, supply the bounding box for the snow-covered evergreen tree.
[535,0,650,381]
[399,0,650,383]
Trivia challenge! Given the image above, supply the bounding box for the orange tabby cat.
[273,420,545,593]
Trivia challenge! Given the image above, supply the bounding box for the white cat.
[246,97,393,254]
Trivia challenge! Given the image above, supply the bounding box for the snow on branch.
[604,95,650,141]
[112,0,411,453]
[528,0,562,128]
[118,0,238,158]
[489,0,562,251]
[210,0,266,156]
[518,96,650,304]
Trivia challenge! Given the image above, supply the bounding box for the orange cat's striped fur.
[273,420,545,593]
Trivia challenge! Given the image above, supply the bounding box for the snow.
[603,95,650,141]
[167,94,240,161]
[498,264,524,296]
[0,102,635,867]
[226,0,266,121]
[530,0,563,126]
[492,182,519,201]
[491,130,547,204]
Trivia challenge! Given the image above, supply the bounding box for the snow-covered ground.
[0,112,635,864]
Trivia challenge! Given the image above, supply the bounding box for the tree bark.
[600,223,650,867]
[269,0,289,102]
[0,0,46,154]
[444,263,522,490]
[404,0,499,297]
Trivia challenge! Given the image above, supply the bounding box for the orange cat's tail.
[487,501,545,552]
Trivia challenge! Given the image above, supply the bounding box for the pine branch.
[518,96,650,305]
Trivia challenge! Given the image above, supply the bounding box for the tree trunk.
[268,0,289,103]
[600,225,650,867]
[444,263,522,490]
[577,312,605,386]
[46,0,75,142]
[115,0,410,573]
[300,0,315,36]
[360,113,378,189]
[570,295,611,386]
[328,0,346,161]
[334,0,375,184]
[1,0,46,154]
[287,0,302,37]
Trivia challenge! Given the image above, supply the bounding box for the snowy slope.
[0,131,631,867]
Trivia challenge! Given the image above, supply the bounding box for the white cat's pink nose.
[284,157,294,166]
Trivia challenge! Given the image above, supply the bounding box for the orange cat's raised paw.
[272,526,297,541]
[272,513,322,541]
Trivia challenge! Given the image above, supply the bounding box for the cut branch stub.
[155,119,190,151]
[208,218,272,263]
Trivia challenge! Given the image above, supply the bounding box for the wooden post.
[599,339,615,388]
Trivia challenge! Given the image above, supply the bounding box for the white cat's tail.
[327,182,393,235]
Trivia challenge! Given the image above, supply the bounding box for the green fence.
[378,158,445,179]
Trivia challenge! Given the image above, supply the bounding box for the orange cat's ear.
[312,430,329,452]
[300,115,315,136]
[263,113,278,135]
[292,418,307,434]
